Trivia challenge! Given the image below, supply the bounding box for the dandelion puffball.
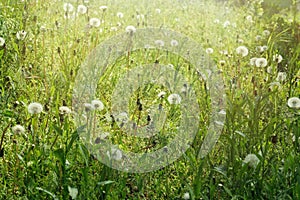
[287,97,300,109]
[59,106,72,114]
[63,3,74,12]
[91,99,104,110]
[16,30,27,40]
[236,46,248,57]
[12,125,25,134]
[167,93,182,104]
[255,58,268,67]
[28,102,43,114]
[125,25,136,34]
[77,5,87,14]
[243,154,260,168]
[89,18,101,27]
[0,37,5,47]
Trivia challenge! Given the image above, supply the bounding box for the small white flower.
[12,125,25,134]
[167,93,182,104]
[155,40,164,47]
[236,46,248,57]
[219,60,226,66]
[256,46,264,53]
[273,54,283,63]
[219,50,228,55]
[170,39,178,47]
[68,186,78,200]
[91,99,104,110]
[0,37,5,47]
[63,3,74,12]
[110,26,117,31]
[206,48,214,54]
[89,18,101,27]
[262,45,268,51]
[183,192,190,199]
[28,102,43,114]
[158,91,166,98]
[117,12,124,18]
[155,8,161,14]
[276,72,287,82]
[267,66,274,74]
[250,57,257,66]
[287,97,300,109]
[243,154,260,168]
[16,30,27,40]
[237,38,244,43]
[263,30,270,36]
[84,103,95,112]
[99,5,108,11]
[59,106,72,114]
[125,25,136,34]
[255,58,268,67]
[77,5,87,14]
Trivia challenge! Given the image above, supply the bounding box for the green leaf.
[97,180,115,186]
[36,187,59,200]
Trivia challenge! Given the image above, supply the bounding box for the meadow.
[0,0,300,199]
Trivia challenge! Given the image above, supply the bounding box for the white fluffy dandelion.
[167,93,182,104]
[206,48,214,54]
[287,97,300,109]
[91,99,104,110]
[170,39,179,47]
[84,103,94,112]
[246,15,253,22]
[16,30,27,40]
[158,91,166,98]
[276,72,287,82]
[183,192,190,200]
[223,20,230,28]
[59,106,72,114]
[236,46,248,57]
[117,12,124,18]
[99,5,108,11]
[12,125,25,134]
[0,37,5,47]
[250,57,257,66]
[263,30,270,36]
[273,54,283,63]
[155,40,164,47]
[89,18,101,27]
[243,154,260,168]
[156,8,161,14]
[63,3,74,12]
[125,25,136,34]
[255,58,268,67]
[28,102,43,114]
[77,5,87,14]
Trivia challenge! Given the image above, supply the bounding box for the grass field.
[0,0,300,199]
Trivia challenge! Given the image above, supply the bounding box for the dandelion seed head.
[183,192,190,200]
[243,154,260,168]
[273,54,283,63]
[155,40,164,47]
[158,91,166,98]
[156,8,161,14]
[91,99,104,110]
[117,12,124,18]
[99,5,108,11]
[89,18,101,27]
[167,93,182,104]
[236,46,248,57]
[263,30,270,36]
[63,3,74,12]
[12,125,25,134]
[59,106,72,114]
[77,5,87,14]
[206,48,214,54]
[250,57,257,66]
[0,37,5,47]
[84,103,95,112]
[16,30,27,40]
[276,72,287,82]
[125,25,136,34]
[28,102,43,114]
[170,39,178,47]
[287,97,300,109]
[255,58,267,67]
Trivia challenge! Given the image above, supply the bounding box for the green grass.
[0,0,299,199]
